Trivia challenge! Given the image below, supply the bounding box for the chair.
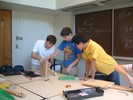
[50,59,63,73]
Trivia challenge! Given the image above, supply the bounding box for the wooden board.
[111,85,133,92]
[82,79,115,88]
[40,61,56,78]
[82,79,133,92]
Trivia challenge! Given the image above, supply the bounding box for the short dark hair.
[46,35,57,45]
[60,27,72,36]
[71,35,88,44]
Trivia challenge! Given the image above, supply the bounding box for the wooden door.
[0,10,12,66]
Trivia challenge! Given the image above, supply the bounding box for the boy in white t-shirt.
[31,35,56,73]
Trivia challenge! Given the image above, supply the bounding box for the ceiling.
[61,0,133,12]
[0,1,63,15]
[0,0,133,14]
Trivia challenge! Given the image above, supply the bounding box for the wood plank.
[82,79,114,88]
[82,79,133,92]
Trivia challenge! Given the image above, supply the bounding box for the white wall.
[12,11,55,70]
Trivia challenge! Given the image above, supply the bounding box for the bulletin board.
[114,7,133,57]
[75,9,112,55]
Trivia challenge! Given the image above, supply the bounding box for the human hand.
[66,67,71,72]
[49,57,54,65]
[40,56,50,62]
[40,58,46,66]
[66,66,71,72]
[80,76,88,81]
[40,58,46,63]
[47,62,51,67]
[43,57,49,61]
[40,59,51,67]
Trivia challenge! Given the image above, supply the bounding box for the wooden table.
[1,74,133,100]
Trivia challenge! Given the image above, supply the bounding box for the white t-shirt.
[31,40,55,66]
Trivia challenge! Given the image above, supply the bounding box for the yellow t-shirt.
[82,39,118,75]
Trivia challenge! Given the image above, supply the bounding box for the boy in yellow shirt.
[71,35,133,86]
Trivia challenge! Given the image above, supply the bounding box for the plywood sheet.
[82,79,115,88]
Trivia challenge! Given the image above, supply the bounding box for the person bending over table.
[46,27,82,76]
[71,34,133,86]
[31,35,56,73]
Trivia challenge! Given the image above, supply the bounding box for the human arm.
[90,58,96,79]
[31,51,42,61]
[46,40,64,60]
[31,51,51,66]
[81,59,95,80]
[45,49,61,61]
[66,54,82,72]
[80,60,91,81]
[85,60,90,78]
